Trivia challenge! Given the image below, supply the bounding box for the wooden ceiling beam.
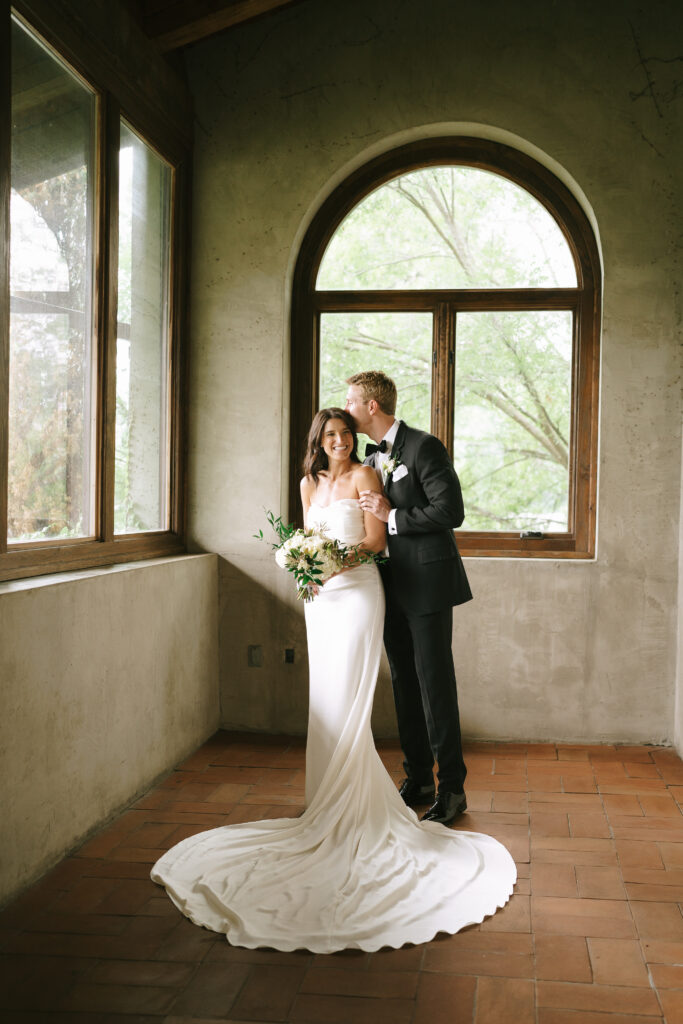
[143,0,305,52]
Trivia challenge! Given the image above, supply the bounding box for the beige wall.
[184,0,682,745]
[675,439,683,754]
[0,555,220,905]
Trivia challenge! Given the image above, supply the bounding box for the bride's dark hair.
[303,408,360,483]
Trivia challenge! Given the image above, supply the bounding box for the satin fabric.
[150,498,516,952]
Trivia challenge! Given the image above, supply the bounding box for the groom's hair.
[346,371,397,415]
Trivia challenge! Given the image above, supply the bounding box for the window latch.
[520,530,544,539]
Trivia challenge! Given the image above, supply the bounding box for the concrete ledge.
[0,553,221,906]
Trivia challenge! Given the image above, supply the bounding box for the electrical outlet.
[247,644,263,667]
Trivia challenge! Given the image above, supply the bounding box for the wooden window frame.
[0,4,191,582]
[289,137,601,558]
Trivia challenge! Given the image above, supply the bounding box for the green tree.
[8,166,91,540]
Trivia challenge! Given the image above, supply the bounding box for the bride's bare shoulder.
[300,475,315,500]
[352,463,381,492]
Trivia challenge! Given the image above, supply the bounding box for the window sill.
[0,535,186,583]
[0,552,212,595]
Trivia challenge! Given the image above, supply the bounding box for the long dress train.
[151,498,516,953]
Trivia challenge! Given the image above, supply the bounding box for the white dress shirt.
[374,420,400,535]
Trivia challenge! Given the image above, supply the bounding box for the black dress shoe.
[398,778,436,806]
[421,791,467,825]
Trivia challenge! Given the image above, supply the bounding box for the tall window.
[115,123,172,535]
[8,19,97,543]
[1,13,188,581]
[290,139,600,557]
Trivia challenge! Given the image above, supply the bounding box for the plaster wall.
[0,555,220,905]
[675,436,683,754]
[184,0,682,744]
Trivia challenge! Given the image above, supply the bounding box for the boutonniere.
[380,454,401,477]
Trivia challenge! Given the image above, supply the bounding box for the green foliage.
[255,509,383,602]
[8,165,91,542]
[320,312,431,457]
[10,136,167,541]
[114,391,149,534]
[254,508,298,547]
[318,166,576,291]
[454,310,571,531]
[8,315,85,539]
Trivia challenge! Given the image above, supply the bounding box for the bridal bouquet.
[255,510,377,601]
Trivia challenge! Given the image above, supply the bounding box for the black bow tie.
[365,440,388,457]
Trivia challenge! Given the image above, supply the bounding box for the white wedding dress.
[151,498,516,952]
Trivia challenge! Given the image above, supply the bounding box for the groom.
[345,371,472,826]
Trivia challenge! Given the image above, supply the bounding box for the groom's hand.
[359,490,392,523]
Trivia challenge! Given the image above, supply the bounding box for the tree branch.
[468,385,568,467]
[391,179,476,284]
[341,332,431,367]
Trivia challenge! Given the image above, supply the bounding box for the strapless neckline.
[309,497,360,510]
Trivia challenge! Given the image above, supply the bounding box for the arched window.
[290,138,600,558]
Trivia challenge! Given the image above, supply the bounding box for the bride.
[151,407,516,953]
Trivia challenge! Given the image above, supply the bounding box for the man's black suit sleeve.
[394,434,465,534]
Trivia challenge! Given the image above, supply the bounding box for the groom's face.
[345,385,372,433]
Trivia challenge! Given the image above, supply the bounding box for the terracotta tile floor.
[2,732,683,1023]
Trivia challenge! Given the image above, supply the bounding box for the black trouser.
[383,584,467,795]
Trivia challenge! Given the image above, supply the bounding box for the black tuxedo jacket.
[368,422,472,616]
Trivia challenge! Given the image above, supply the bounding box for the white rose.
[275,545,289,568]
[319,550,344,580]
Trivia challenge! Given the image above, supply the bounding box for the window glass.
[115,122,172,534]
[320,312,432,455]
[317,166,577,291]
[454,310,573,531]
[8,17,96,542]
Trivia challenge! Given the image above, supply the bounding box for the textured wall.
[184,0,682,744]
[676,442,683,753]
[0,555,220,905]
